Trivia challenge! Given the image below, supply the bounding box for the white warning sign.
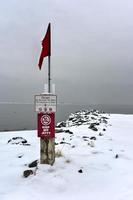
[35,94,57,113]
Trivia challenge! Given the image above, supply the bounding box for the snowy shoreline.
[0,111,133,200]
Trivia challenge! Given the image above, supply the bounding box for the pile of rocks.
[57,109,109,132]
[7,137,30,146]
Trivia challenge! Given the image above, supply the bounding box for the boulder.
[56,121,66,128]
[23,170,33,178]
[28,160,38,168]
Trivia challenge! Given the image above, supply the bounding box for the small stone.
[23,143,31,146]
[23,170,33,178]
[28,160,38,168]
[99,133,103,136]
[88,124,98,131]
[60,141,65,144]
[84,139,88,141]
[65,130,73,134]
[18,154,23,158]
[55,129,64,133]
[91,117,96,120]
[82,136,89,139]
[103,128,106,131]
[115,154,119,159]
[90,141,95,147]
[90,136,96,140]
[78,169,83,173]
[71,145,75,148]
[60,141,71,145]
[22,140,27,144]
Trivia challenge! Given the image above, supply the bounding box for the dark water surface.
[0,103,133,131]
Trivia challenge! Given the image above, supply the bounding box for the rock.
[64,130,73,134]
[89,124,95,128]
[60,141,71,145]
[83,139,88,141]
[78,119,87,124]
[78,169,83,173]
[115,154,119,159]
[56,121,66,128]
[23,143,31,146]
[90,141,95,147]
[102,119,108,124]
[7,137,30,146]
[71,145,75,148]
[91,117,96,120]
[90,136,96,140]
[101,116,109,120]
[88,124,98,131]
[28,160,38,168]
[60,109,109,128]
[55,128,64,133]
[92,113,98,116]
[72,118,77,122]
[23,170,33,178]
[18,155,22,158]
[82,136,89,139]
[68,116,74,121]
[18,154,23,158]
[95,122,100,126]
[99,132,103,136]
[103,128,106,131]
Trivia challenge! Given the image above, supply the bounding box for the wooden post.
[40,138,55,165]
[39,112,55,165]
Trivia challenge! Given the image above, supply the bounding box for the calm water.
[0,103,133,131]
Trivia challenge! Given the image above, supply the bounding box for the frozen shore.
[0,110,133,200]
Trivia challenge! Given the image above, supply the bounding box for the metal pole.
[48,56,51,93]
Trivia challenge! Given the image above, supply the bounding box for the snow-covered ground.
[0,111,133,200]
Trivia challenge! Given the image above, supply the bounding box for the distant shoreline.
[0,104,133,132]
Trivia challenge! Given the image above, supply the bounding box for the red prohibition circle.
[41,115,51,126]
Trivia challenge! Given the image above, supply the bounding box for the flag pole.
[48,23,51,93]
[48,55,51,93]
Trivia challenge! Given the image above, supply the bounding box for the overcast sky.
[0,0,133,105]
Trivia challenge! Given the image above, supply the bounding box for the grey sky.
[0,0,133,105]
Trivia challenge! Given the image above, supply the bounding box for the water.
[0,103,133,131]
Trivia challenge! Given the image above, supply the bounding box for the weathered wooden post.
[40,138,55,165]
[39,111,56,165]
[35,96,57,165]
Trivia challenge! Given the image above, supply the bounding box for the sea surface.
[0,103,133,131]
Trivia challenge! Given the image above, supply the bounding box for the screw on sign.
[39,107,42,112]
[38,113,55,139]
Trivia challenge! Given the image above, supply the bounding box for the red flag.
[38,23,51,70]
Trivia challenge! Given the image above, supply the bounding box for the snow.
[0,112,133,200]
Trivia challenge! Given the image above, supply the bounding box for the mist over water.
[0,103,133,131]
